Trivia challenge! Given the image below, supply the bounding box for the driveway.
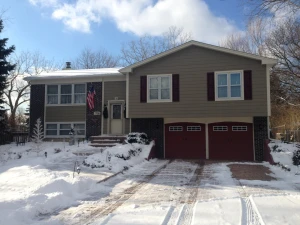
[47,160,300,225]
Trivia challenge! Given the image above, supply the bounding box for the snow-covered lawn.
[0,141,153,225]
[1,140,300,225]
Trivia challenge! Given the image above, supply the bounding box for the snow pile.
[83,142,154,172]
[268,140,300,172]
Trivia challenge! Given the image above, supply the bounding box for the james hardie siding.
[128,45,267,118]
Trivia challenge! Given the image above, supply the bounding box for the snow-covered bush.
[272,145,282,152]
[292,149,300,166]
[125,132,151,145]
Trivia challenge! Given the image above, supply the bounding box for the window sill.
[215,97,244,101]
[45,135,86,138]
[46,104,86,107]
[146,99,172,103]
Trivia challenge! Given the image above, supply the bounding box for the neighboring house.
[24,40,277,161]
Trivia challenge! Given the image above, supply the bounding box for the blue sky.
[2,0,245,64]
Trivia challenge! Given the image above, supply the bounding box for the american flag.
[87,86,96,110]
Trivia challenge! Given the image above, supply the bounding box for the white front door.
[110,104,123,134]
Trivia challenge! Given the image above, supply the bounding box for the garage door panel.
[165,123,206,159]
[209,122,254,161]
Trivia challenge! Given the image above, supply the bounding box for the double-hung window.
[46,84,86,105]
[215,71,243,101]
[47,85,58,104]
[147,75,172,102]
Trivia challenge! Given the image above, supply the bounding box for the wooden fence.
[0,132,29,145]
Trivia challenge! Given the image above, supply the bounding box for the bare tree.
[242,0,300,19]
[5,51,60,128]
[121,26,192,65]
[73,48,120,69]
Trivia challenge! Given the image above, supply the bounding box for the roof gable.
[119,40,277,73]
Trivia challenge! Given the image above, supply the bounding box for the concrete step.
[89,143,117,148]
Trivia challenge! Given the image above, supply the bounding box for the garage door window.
[187,126,201,131]
[213,126,228,131]
[169,126,183,131]
[232,126,247,131]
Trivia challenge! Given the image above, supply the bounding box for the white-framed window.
[215,70,244,101]
[232,126,247,131]
[147,74,172,102]
[45,122,86,137]
[213,126,228,131]
[187,126,201,131]
[46,84,86,105]
[169,126,183,131]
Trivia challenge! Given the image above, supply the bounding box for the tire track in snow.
[79,160,173,225]
[175,160,204,225]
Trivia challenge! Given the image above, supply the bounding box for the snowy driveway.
[46,160,300,225]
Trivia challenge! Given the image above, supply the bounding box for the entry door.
[110,104,123,134]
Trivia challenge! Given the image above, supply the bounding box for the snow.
[192,199,241,225]
[0,140,152,225]
[23,68,123,81]
[1,140,300,225]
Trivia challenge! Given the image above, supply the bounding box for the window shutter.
[140,76,147,103]
[207,72,215,101]
[244,70,252,100]
[172,74,180,102]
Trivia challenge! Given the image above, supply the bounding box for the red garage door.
[208,122,254,161]
[165,123,206,159]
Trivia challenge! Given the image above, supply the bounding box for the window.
[61,85,72,104]
[147,75,172,102]
[169,126,183,131]
[232,126,247,131]
[187,126,201,131]
[46,124,57,135]
[213,126,228,131]
[45,122,85,137]
[47,85,58,104]
[46,84,86,105]
[74,84,86,103]
[215,71,243,101]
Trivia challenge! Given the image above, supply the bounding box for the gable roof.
[23,68,123,81]
[119,40,278,73]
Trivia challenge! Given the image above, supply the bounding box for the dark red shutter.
[172,74,180,102]
[244,70,252,100]
[140,76,147,103]
[207,72,215,101]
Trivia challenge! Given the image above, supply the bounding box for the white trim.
[147,74,172,103]
[232,126,247,131]
[45,121,86,138]
[266,65,271,116]
[126,72,129,118]
[101,78,104,135]
[119,40,277,73]
[187,126,201,131]
[205,123,209,159]
[215,70,244,101]
[213,126,228,131]
[169,126,183,131]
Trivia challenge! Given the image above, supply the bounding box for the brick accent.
[131,118,164,158]
[30,85,45,136]
[253,116,268,161]
[86,82,102,138]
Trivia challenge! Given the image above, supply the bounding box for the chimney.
[66,62,72,70]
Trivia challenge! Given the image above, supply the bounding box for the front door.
[110,104,123,134]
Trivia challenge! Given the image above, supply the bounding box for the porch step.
[89,135,127,148]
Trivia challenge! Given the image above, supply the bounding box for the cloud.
[29,0,240,44]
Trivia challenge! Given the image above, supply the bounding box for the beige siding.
[129,45,268,118]
[125,119,130,133]
[45,106,86,122]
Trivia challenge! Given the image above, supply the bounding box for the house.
[24,40,277,161]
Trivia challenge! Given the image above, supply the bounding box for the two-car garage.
[165,122,254,161]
